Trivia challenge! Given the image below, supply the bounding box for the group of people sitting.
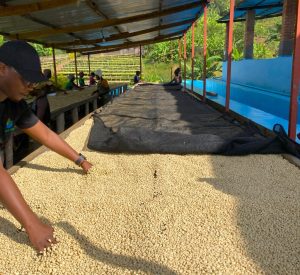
[133,67,182,86]
[65,69,109,91]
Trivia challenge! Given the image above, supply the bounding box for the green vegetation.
[144,0,282,81]
[0,0,282,84]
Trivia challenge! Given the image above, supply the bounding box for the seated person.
[92,69,110,105]
[133,71,141,84]
[78,71,86,87]
[31,86,51,126]
[95,69,110,94]
[65,74,81,90]
[170,68,182,84]
[43,69,57,95]
[89,72,96,86]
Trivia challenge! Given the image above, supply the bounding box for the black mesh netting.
[87,85,300,157]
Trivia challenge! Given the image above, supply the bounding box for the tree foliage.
[144,0,282,80]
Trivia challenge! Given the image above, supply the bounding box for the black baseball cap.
[0,40,46,83]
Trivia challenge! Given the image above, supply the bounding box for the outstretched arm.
[0,163,56,251]
[22,120,92,173]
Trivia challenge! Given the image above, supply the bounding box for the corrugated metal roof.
[0,0,208,54]
[218,0,283,23]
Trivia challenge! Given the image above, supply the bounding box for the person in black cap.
[0,40,92,252]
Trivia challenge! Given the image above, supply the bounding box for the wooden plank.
[52,47,58,85]
[54,18,195,47]
[282,154,300,169]
[20,1,203,39]
[49,85,124,118]
[0,0,77,17]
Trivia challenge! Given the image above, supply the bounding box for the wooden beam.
[74,51,78,86]
[0,0,77,17]
[20,1,203,39]
[82,35,182,55]
[178,38,182,70]
[52,47,58,86]
[88,54,91,75]
[158,0,163,36]
[76,30,184,53]
[55,18,194,48]
[288,0,300,139]
[139,45,142,78]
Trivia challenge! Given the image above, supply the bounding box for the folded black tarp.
[87,85,300,158]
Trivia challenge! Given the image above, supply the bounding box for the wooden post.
[288,0,300,139]
[225,0,235,112]
[244,10,255,59]
[170,67,173,81]
[74,51,78,86]
[279,0,297,56]
[184,32,187,92]
[191,22,195,93]
[93,99,97,110]
[56,113,65,134]
[85,102,90,116]
[139,45,142,79]
[203,3,208,102]
[52,47,58,85]
[71,107,79,124]
[178,38,182,70]
[224,23,229,61]
[4,133,14,169]
[88,54,91,75]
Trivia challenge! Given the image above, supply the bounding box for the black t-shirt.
[0,99,39,149]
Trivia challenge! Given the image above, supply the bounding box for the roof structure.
[218,0,283,23]
[0,0,208,54]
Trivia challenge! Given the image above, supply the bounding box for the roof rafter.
[19,1,204,39]
[77,30,185,53]
[55,18,194,48]
[0,0,78,17]
[82,35,182,55]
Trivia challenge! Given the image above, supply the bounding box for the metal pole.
[74,51,78,86]
[288,0,300,140]
[88,54,91,75]
[191,22,195,93]
[225,0,235,112]
[184,32,187,92]
[203,3,208,102]
[52,46,58,86]
[139,45,142,79]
